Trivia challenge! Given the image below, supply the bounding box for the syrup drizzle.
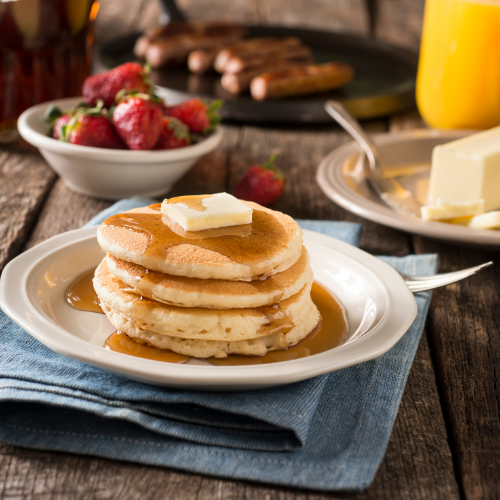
[104,282,349,365]
[100,204,291,277]
[165,195,210,212]
[208,282,348,365]
[64,269,348,364]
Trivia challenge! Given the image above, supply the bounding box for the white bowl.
[17,97,223,200]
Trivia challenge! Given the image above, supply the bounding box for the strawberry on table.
[83,62,151,108]
[163,98,221,134]
[232,155,285,207]
[155,116,191,149]
[113,91,163,150]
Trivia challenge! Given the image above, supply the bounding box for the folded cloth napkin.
[0,197,437,492]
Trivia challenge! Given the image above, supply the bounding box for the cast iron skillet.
[100,19,418,124]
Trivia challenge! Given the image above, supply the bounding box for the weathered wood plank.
[413,236,500,500]
[372,0,425,51]
[0,143,56,272]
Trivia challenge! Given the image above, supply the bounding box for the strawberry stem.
[203,100,222,134]
[262,154,285,182]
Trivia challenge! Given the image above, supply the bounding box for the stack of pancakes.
[93,201,320,359]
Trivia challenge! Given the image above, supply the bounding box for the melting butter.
[161,193,253,231]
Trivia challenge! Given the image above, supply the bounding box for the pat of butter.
[161,193,253,231]
[447,211,500,230]
[421,199,485,221]
[429,127,500,212]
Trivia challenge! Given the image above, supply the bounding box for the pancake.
[97,202,303,281]
[102,302,320,358]
[94,259,313,342]
[105,246,313,309]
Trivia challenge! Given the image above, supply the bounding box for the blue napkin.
[0,197,437,492]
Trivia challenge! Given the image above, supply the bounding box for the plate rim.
[0,226,417,390]
[316,128,500,248]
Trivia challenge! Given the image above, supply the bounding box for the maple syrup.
[65,268,102,313]
[208,282,348,365]
[103,281,349,365]
[165,195,210,211]
[104,331,190,364]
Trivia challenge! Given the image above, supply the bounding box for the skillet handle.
[157,0,186,22]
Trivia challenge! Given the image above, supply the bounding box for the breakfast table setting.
[1,0,500,499]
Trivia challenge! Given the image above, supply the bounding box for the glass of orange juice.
[416,0,500,130]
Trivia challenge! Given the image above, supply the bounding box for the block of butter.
[161,193,253,231]
[421,199,485,221]
[429,126,500,212]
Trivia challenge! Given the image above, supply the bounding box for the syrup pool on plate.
[64,268,349,365]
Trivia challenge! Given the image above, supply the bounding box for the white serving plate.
[317,129,500,249]
[0,228,416,391]
[17,97,223,200]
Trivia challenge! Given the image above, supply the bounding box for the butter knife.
[324,100,421,217]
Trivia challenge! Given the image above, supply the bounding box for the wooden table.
[1,1,499,498]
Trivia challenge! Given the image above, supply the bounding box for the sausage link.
[225,45,313,74]
[221,56,313,94]
[214,37,302,73]
[250,62,354,100]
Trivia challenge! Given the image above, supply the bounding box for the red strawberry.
[61,104,124,149]
[64,114,124,149]
[83,63,151,108]
[113,91,163,150]
[233,155,285,206]
[52,114,71,140]
[43,104,71,140]
[155,116,191,149]
[163,98,221,134]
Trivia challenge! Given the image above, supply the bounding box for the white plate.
[0,228,416,391]
[317,129,500,249]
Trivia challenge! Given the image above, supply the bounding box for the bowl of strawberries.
[17,63,223,200]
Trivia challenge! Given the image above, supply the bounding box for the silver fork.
[400,261,493,293]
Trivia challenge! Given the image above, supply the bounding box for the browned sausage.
[224,45,313,74]
[214,37,302,73]
[134,22,246,67]
[221,56,313,94]
[250,62,354,100]
[188,46,224,74]
[146,32,244,68]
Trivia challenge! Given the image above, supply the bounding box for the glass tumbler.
[0,0,98,143]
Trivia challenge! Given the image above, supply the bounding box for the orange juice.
[416,0,500,129]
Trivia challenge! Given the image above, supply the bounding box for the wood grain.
[0,143,56,272]
[413,237,500,500]
[372,0,425,50]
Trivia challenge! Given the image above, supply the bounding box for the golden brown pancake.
[105,246,312,309]
[96,202,302,281]
[102,302,320,358]
[94,259,312,342]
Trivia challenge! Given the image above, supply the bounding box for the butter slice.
[161,193,253,231]
[448,211,500,230]
[421,199,485,221]
[429,126,500,212]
